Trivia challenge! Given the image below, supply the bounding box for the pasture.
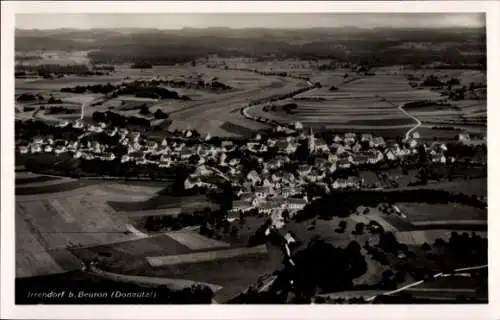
[396,229,487,245]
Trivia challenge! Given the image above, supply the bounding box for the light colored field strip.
[126,224,150,239]
[146,244,268,267]
[124,208,182,218]
[406,288,476,293]
[50,199,76,223]
[412,220,487,227]
[166,231,230,250]
[16,251,66,278]
[15,178,75,188]
[88,265,222,292]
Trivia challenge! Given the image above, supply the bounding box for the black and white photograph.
[1,1,499,319]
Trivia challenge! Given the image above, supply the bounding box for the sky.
[16,13,485,30]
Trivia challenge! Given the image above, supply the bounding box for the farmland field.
[396,229,487,245]
[395,203,486,223]
[15,181,172,278]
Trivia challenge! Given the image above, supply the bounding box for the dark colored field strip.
[15,180,103,195]
[15,175,58,185]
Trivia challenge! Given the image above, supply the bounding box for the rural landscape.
[13,13,487,305]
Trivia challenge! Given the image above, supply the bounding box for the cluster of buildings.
[18,119,461,225]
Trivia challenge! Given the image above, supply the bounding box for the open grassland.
[166,231,231,250]
[395,203,486,223]
[396,229,487,245]
[146,245,268,267]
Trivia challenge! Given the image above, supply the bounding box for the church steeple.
[308,127,315,153]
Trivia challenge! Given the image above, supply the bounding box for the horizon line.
[15,26,486,31]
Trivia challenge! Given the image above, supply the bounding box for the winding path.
[398,103,422,140]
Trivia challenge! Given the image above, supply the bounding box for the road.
[365,264,487,302]
[398,102,422,140]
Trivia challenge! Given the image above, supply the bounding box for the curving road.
[365,264,487,302]
[398,103,422,140]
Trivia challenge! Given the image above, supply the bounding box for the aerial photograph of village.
[13,12,487,304]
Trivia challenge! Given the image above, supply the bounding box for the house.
[229,158,241,167]
[315,139,329,153]
[73,150,82,159]
[286,198,308,211]
[267,138,277,148]
[337,159,352,169]
[385,149,397,161]
[238,192,254,201]
[373,136,386,148]
[255,186,272,199]
[315,157,329,168]
[333,135,343,143]
[344,132,357,144]
[297,164,312,177]
[145,140,158,150]
[54,146,66,155]
[285,142,297,154]
[246,142,260,152]
[230,200,253,213]
[100,152,115,161]
[333,176,363,189]
[44,145,53,153]
[352,143,362,153]
[309,169,326,182]
[458,133,470,142]
[281,187,296,198]
[268,159,283,170]
[351,154,369,165]
[247,170,261,184]
[335,145,346,155]
[180,148,195,160]
[282,172,295,183]
[294,121,304,131]
[361,133,373,143]
[412,131,420,139]
[222,140,234,149]
[121,155,131,163]
[19,146,29,154]
[184,175,204,190]
[56,121,69,128]
[367,150,384,164]
[33,137,44,145]
[431,154,447,164]
[72,121,84,129]
[284,232,296,245]
[408,139,418,148]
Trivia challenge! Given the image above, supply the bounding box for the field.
[146,245,268,267]
[15,177,170,278]
[245,72,442,136]
[395,203,486,224]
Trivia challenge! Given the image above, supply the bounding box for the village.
[16,117,471,228]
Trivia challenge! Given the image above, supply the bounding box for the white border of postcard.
[2,1,499,319]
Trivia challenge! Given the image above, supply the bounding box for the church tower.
[308,127,315,153]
